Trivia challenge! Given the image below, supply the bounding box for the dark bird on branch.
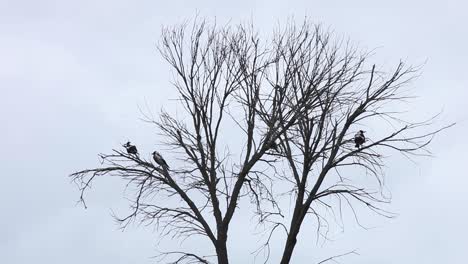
[152,151,169,169]
[123,141,138,156]
[354,130,366,148]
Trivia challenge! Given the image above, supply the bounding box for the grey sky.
[1,0,467,263]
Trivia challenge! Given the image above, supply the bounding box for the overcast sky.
[1,0,467,263]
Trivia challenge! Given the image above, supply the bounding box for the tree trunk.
[279,229,299,264]
[216,231,229,264]
[280,210,307,264]
[216,246,229,264]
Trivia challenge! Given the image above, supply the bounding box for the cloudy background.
[1,0,467,263]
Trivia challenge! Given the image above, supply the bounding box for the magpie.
[152,151,169,169]
[354,130,366,148]
[124,142,138,156]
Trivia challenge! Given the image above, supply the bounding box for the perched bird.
[354,130,366,148]
[124,141,138,155]
[152,151,169,169]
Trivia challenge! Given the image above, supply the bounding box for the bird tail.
[355,143,359,148]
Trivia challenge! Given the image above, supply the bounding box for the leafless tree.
[71,19,453,264]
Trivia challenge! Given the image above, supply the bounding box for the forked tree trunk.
[216,246,229,264]
[280,229,300,264]
[279,213,306,264]
[216,230,229,264]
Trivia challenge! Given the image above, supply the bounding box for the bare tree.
[71,19,452,264]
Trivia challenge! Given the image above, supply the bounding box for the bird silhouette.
[152,151,169,169]
[354,130,366,148]
[124,141,138,156]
